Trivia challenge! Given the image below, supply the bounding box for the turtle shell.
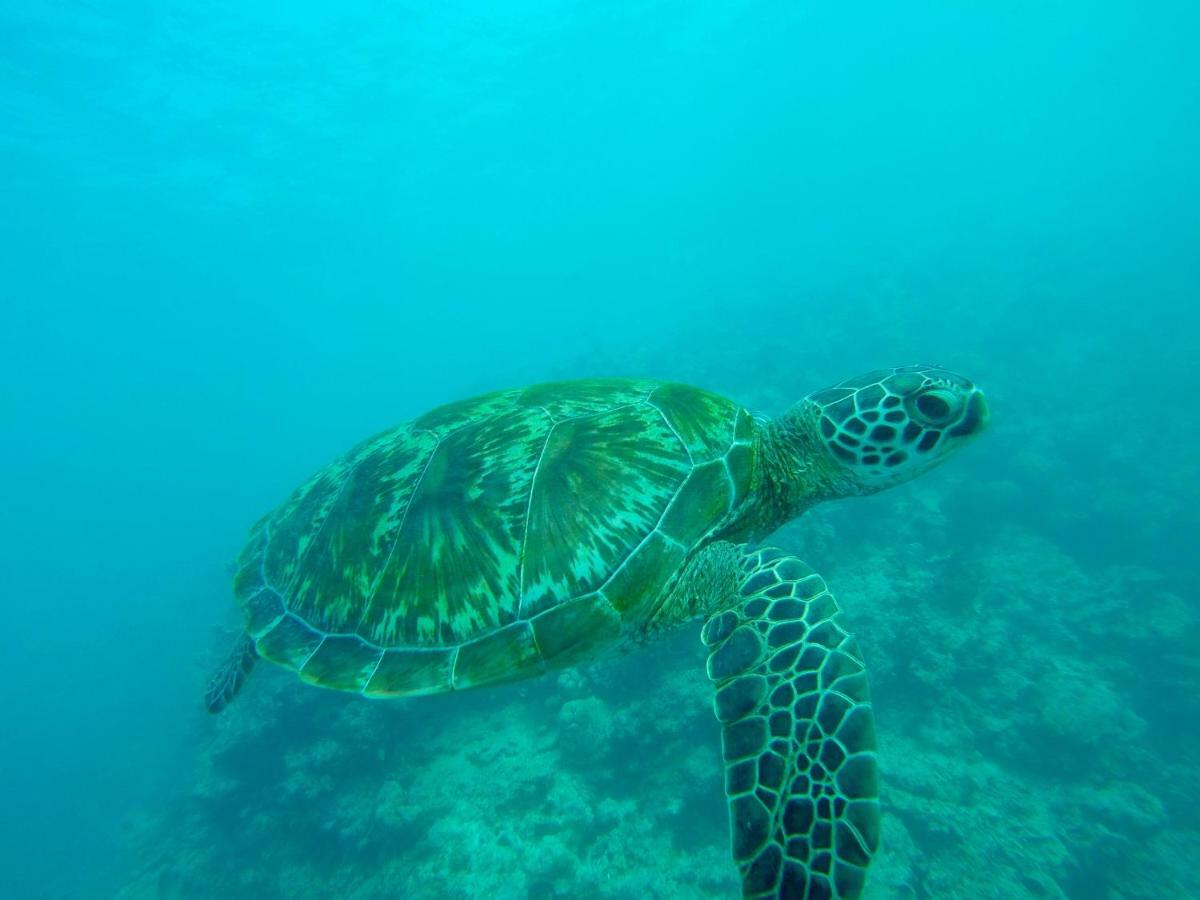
[231,378,758,697]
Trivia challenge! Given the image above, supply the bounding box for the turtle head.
[784,365,989,498]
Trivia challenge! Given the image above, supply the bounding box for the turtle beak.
[950,389,989,438]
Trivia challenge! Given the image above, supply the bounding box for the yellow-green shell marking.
[233,379,758,696]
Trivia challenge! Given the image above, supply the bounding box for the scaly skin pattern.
[215,365,988,900]
[703,547,880,900]
[230,378,761,695]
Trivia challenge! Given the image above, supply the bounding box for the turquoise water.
[2,2,1197,897]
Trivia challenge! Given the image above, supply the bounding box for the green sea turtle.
[207,366,988,899]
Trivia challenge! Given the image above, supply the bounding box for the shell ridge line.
[354,429,444,637]
[517,410,557,620]
[297,631,327,672]
[360,647,387,694]
[553,400,647,424]
[559,395,675,604]
[597,456,693,616]
[647,389,695,467]
[721,457,737,512]
[514,400,639,614]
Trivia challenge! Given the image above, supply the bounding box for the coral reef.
[116,506,1197,898]
[114,306,1199,899]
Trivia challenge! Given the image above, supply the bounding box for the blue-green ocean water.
[2,2,1198,897]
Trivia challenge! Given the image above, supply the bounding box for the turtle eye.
[912,389,958,426]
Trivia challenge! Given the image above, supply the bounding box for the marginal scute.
[659,460,731,547]
[530,594,621,667]
[602,530,686,618]
[300,635,383,691]
[365,647,454,696]
[255,614,323,669]
[243,589,285,637]
[232,545,264,600]
[726,442,756,506]
[453,621,544,689]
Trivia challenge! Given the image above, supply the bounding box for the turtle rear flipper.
[704,549,880,899]
[205,633,257,713]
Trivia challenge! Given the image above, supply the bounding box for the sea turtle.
[207,366,988,899]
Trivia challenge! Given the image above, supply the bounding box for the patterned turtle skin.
[207,367,989,900]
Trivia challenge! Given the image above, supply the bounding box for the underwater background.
[2,1,1198,897]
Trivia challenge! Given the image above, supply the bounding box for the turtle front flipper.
[205,632,257,714]
[703,549,880,899]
